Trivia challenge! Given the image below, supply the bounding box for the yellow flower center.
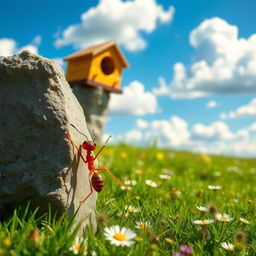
[128,208,135,212]
[220,216,228,221]
[139,223,145,229]
[200,220,208,224]
[2,238,11,246]
[75,244,87,253]
[113,233,127,241]
[75,244,80,251]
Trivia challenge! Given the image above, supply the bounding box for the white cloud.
[206,100,219,108]
[153,17,256,98]
[118,116,256,157]
[136,119,149,129]
[191,121,249,141]
[0,36,41,56]
[109,81,158,116]
[122,116,190,147]
[220,98,256,119]
[55,0,174,52]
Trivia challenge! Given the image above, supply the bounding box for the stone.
[72,86,110,144]
[0,51,97,234]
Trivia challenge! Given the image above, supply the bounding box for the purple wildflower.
[174,253,184,256]
[180,245,192,255]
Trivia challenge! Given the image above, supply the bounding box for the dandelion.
[125,205,139,213]
[2,237,11,247]
[120,152,128,158]
[124,180,137,186]
[135,221,151,230]
[104,225,136,247]
[156,152,165,160]
[133,195,141,200]
[159,174,171,180]
[70,237,87,255]
[196,206,209,212]
[221,242,234,251]
[215,213,232,222]
[193,219,214,225]
[239,217,250,224]
[145,179,158,188]
[208,185,222,190]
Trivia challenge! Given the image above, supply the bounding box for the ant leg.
[66,132,87,163]
[95,168,125,186]
[79,172,94,204]
[66,132,80,151]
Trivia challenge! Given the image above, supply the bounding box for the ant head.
[82,140,96,151]
[70,124,97,151]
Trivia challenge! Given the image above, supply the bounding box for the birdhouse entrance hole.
[101,56,115,75]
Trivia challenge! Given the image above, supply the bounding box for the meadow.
[0,143,255,255]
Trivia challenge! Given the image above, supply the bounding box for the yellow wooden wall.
[66,56,91,82]
[88,47,122,89]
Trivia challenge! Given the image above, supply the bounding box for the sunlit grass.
[1,144,256,255]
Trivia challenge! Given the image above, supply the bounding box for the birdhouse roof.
[64,40,129,68]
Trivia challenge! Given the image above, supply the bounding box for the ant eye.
[94,143,96,146]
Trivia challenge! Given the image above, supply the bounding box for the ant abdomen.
[92,172,104,192]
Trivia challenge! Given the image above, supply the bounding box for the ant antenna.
[92,129,97,142]
[70,124,89,140]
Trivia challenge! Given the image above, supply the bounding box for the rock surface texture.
[72,86,110,144]
[0,51,97,234]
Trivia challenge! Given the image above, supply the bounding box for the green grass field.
[1,144,256,255]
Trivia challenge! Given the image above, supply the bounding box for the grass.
[1,143,256,255]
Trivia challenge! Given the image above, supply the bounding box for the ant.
[66,124,125,204]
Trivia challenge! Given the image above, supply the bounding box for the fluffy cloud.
[55,0,174,51]
[122,116,190,147]
[220,98,256,119]
[153,17,256,98]
[109,81,158,115]
[0,36,41,56]
[206,100,219,108]
[119,117,256,157]
[136,119,149,129]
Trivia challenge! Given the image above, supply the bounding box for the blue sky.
[1,0,256,157]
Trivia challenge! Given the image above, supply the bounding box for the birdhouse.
[64,40,129,94]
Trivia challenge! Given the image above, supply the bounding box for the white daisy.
[192,219,214,225]
[120,185,132,191]
[159,174,171,180]
[208,185,222,190]
[239,217,250,224]
[125,205,139,213]
[124,180,137,186]
[215,213,233,222]
[104,225,136,247]
[70,237,87,255]
[221,242,234,251]
[196,206,209,212]
[145,179,158,188]
[135,221,151,230]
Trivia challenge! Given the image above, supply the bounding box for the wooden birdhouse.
[64,40,129,94]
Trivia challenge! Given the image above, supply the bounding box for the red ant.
[66,124,125,204]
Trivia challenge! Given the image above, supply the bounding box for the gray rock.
[72,86,110,144]
[0,51,97,235]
